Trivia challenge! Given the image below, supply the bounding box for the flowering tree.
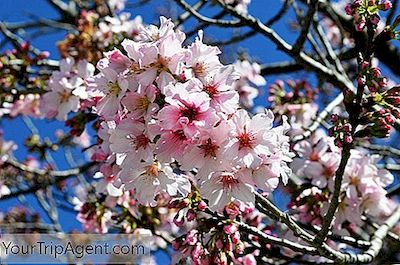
[0,0,400,264]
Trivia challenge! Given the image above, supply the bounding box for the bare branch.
[292,0,319,54]
[1,160,96,201]
[175,0,245,27]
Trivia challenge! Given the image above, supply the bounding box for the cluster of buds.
[57,10,143,63]
[345,0,392,32]
[357,85,400,138]
[358,61,388,93]
[334,84,400,141]
[172,223,246,265]
[287,187,328,226]
[329,114,353,147]
[1,207,41,233]
[357,108,394,138]
[378,86,400,115]
[57,11,104,62]
[168,190,206,227]
[77,199,113,234]
[268,79,317,106]
[0,42,49,90]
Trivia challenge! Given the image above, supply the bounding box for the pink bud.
[344,135,353,143]
[191,244,203,260]
[381,0,392,10]
[242,254,257,265]
[173,212,184,227]
[343,123,352,132]
[345,4,353,15]
[379,77,388,87]
[385,115,395,125]
[358,76,366,86]
[335,139,343,147]
[331,114,339,122]
[356,22,365,31]
[361,61,370,69]
[186,210,196,222]
[223,224,238,234]
[371,15,380,25]
[373,67,382,78]
[186,231,197,245]
[172,240,181,250]
[197,201,207,211]
[232,231,241,244]
[215,239,224,249]
[38,51,50,60]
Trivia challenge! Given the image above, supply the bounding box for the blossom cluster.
[58,10,143,62]
[358,61,388,93]
[73,16,293,213]
[233,60,266,108]
[268,79,319,136]
[345,0,392,31]
[40,58,94,120]
[170,195,264,264]
[291,132,395,231]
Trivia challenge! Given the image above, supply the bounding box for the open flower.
[109,117,154,166]
[158,86,219,138]
[119,160,190,206]
[200,165,254,211]
[223,109,275,168]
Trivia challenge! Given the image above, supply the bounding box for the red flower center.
[237,132,256,150]
[200,138,218,158]
[181,105,200,122]
[219,172,239,190]
[203,83,219,98]
[131,134,149,150]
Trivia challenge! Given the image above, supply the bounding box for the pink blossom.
[200,165,254,211]
[119,161,191,206]
[121,84,159,120]
[223,109,275,168]
[158,87,219,138]
[185,31,222,80]
[179,120,233,176]
[89,61,129,119]
[109,117,154,166]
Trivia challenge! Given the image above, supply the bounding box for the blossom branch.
[314,137,351,244]
[203,208,320,256]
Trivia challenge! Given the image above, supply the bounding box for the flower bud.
[380,0,392,10]
[197,200,207,211]
[172,240,181,250]
[223,224,238,234]
[186,209,196,222]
